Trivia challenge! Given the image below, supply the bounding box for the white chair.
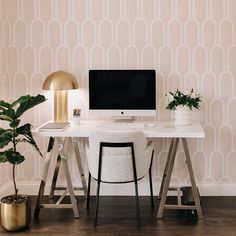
[85,130,154,226]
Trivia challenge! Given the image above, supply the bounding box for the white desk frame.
[33,120,205,219]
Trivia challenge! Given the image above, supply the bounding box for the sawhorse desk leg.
[73,137,88,198]
[34,137,54,218]
[49,154,61,199]
[157,138,203,219]
[49,138,87,199]
[158,139,175,199]
[157,138,179,218]
[34,137,88,219]
[57,137,79,218]
[182,138,203,218]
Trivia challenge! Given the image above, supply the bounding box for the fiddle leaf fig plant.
[0,94,46,201]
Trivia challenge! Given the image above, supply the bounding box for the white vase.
[72,115,80,125]
[174,106,192,126]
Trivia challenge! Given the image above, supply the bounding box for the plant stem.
[13,126,18,200]
[13,164,18,200]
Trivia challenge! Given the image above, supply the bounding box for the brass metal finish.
[42,70,78,91]
[54,90,68,122]
[42,70,79,123]
[0,196,31,231]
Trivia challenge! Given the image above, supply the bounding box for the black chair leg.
[149,170,154,208]
[130,143,141,227]
[134,181,141,227]
[149,150,154,208]
[94,181,101,227]
[87,172,91,209]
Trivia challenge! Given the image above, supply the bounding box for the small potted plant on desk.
[0,94,46,231]
[165,89,201,126]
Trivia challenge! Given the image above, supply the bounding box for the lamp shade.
[42,70,78,91]
[42,70,79,123]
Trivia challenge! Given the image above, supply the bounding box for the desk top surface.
[33,120,205,138]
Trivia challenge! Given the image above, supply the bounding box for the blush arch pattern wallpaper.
[0,0,236,195]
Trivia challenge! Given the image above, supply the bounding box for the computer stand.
[113,116,135,123]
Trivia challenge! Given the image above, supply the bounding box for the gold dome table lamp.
[41,70,78,130]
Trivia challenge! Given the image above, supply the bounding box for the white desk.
[33,120,205,219]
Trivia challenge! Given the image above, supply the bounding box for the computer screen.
[89,70,156,117]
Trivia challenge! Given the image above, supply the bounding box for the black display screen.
[89,70,156,110]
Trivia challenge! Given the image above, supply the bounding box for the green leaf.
[16,123,43,157]
[0,100,10,109]
[10,119,20,128]
[0,115,13,122]
[0,107,16,121]
[11,95,32,108]
[6,150,24,164]
[0,152,7,163]
[16,123,32,136]
[0,128,13,148]
[165,89,201,110]
[15,94,46,118]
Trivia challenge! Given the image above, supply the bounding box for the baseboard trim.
[1,181,236,199]
[0,182,12,199]
[199,183,236,196]
[0,181,155,198]
[0,181,53,199]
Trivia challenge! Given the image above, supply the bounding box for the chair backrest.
[86,130,152,183]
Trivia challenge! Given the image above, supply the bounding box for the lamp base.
[54,90,68,123]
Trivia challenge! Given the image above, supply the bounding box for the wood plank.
[2,196,236,235]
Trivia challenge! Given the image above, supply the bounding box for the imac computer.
[89,69,156,119]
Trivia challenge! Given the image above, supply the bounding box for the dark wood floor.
[1,196,236,236]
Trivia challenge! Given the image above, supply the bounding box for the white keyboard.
[99,123,156,129]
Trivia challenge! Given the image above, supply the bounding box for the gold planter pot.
[0,195,31,231]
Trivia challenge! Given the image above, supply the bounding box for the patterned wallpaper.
[1,0,236,194]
